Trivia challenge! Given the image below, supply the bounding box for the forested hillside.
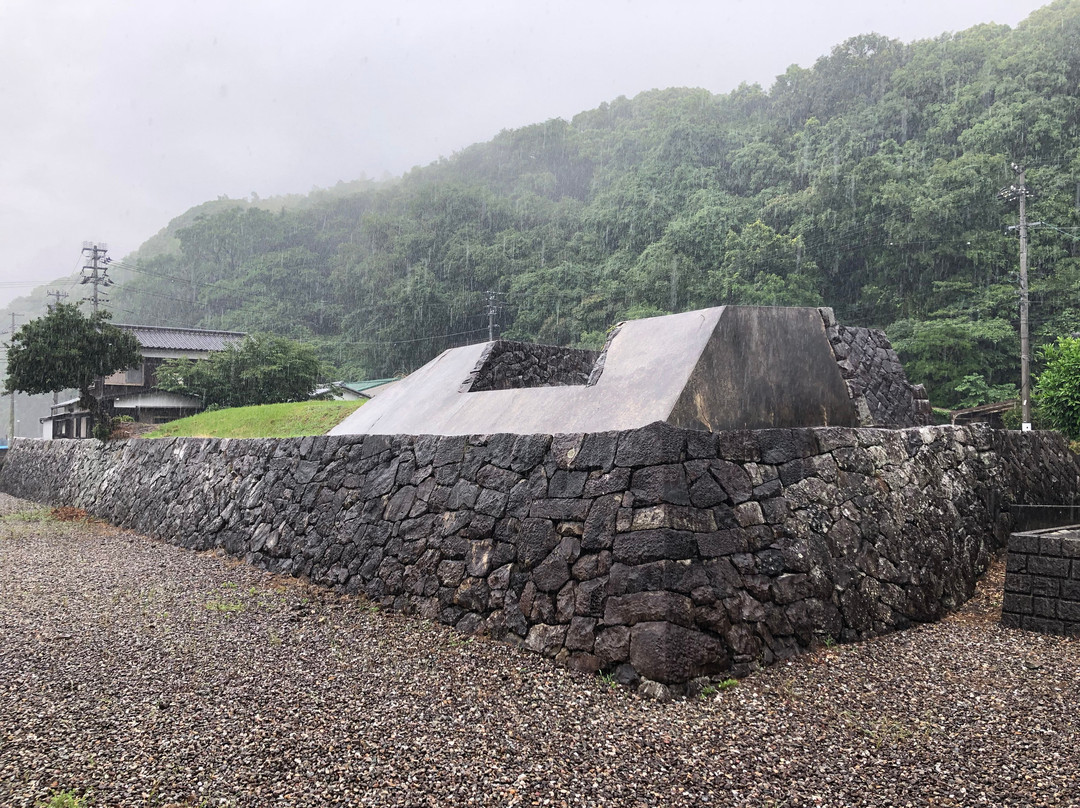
[107,1,1080,408]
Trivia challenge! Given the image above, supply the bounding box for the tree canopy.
[109,1,1080,409]
[155,333,322,409]
[4,303,141,405]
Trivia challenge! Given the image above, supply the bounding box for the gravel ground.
[1,493,1078,808]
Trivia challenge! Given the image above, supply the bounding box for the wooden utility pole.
[1018,167,1031,430]
[999,165,1036,431]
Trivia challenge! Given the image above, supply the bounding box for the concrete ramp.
[330,306,858,437]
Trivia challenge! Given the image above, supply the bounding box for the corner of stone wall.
[817,312,932,429]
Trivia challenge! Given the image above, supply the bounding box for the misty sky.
[0,0,1051,308]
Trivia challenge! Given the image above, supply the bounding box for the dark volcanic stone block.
[1004,571,1032,594]
[612,529,696,565]
[603,592,694,627]
[615,422,685,467]
[710,461,752,504]
[1023,615,1064,635]
[629,621,729,684]
[631,465,691,506]
[1028,556,1070,578]
[696,530,748,558]
[1057,599,1080,622]
[594,625,631,664]
[714,430,759,462]
[517,518,558,568]
[573,432,618,472]
[548,469,588,498]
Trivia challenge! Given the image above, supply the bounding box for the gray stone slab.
[330,306,858,437]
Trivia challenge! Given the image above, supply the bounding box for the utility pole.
[999,165,1036,431]
[80,242,113,313]
[485,290,505,342]
[81,243,112,422]
[46,288,69,311]
[6,312,20,443]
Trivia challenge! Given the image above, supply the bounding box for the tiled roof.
[115,324,246,352]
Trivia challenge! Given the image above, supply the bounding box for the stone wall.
[2,423,1077,685]
[465,341,599,392]
[820,308,932,428]
[1002,526,1080,636]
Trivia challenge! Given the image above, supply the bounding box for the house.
[41,324,246,439]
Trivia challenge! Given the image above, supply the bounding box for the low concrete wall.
[2,424,1077,684]
[1002,526,1080,636]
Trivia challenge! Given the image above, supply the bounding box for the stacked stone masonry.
[2,423,1077,684]
[464,341,599,392]
[1002,527,1080,636]
[819,308,933,428]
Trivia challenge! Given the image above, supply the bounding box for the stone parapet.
[1002,526,1080,636]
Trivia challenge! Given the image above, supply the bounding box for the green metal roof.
[340,379,400,393]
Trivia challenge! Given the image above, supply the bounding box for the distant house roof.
[341,379,400,395]
[114,324,246,353]
[951,399,1017,427]
[312,379,401,401]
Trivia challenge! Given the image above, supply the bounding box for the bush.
[1033,336,1080,439]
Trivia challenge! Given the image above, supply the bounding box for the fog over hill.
[2,0,1045,306]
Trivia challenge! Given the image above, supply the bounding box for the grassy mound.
[144,400,365,439]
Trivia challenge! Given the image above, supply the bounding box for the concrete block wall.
[1002,527,1080,635]
[2,423,1077,685]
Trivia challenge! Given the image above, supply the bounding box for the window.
[104,364,145,386]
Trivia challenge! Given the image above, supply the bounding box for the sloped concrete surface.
[330,306,858,437]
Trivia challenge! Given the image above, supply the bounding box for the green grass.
[38,791,89,808]
[204,599,245,613]
[144,399,364,439]
[0,506,54,524]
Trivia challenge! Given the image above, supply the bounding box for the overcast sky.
[0,0,1051,308]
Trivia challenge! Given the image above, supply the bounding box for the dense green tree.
[4,303,141,404]
[156,334,322,409]
[4,303,142,438]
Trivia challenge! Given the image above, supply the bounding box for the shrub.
[1034,336,1080,439]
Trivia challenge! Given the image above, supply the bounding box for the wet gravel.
[1,493,1078,807]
